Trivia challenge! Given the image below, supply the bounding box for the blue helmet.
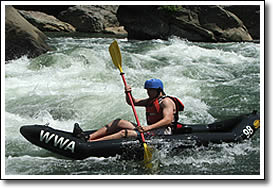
[144,79,164,90]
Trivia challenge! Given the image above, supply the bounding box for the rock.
[5,6,52,61]
[104,26,128,36]
[223,5,260,40]
[198,6,252,41]
[167,6,217,41]
[117,6,169,40]
[117,5,253,42]
[18,10,76,32]
[13,5,73,17]
[58,5,119,33]
[7,5,258,43]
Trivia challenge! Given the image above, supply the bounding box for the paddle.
[109,40,153,168]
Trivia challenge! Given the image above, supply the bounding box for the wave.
[4,37,261,175]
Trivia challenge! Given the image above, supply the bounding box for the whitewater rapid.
[4,37,261,175]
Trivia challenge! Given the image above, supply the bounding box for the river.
[4,36,261,177]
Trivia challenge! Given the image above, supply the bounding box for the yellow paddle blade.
[109,40,123,73]
[143,143,153,169]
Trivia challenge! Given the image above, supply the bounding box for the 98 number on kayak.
[243,126,254,138]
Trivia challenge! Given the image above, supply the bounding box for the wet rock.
[224,5,260,40]
[103,26,128,37]
[198,6,252,42]
[5,6,52,61]
[58,5,119,33]
[117,5,253,42]
[18,10,76,32]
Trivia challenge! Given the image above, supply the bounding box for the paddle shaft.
[120,73,146,142]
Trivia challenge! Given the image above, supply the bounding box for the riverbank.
[6,5,260,61]
[44,31,128,39]
[44,31,261,42]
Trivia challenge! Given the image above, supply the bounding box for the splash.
[4,37,260,175]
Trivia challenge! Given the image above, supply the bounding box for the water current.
[4,36,261,177]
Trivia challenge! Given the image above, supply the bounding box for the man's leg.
[89,129,137,142]
[88,119,136,141]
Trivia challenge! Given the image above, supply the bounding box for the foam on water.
[4,37,260,175]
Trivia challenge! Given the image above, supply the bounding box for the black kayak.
[20,111,260,160]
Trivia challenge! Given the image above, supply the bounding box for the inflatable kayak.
[20,111,260,160]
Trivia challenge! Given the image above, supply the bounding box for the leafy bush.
[159,5,183,13]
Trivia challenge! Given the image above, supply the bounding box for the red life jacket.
[146,96,184,125]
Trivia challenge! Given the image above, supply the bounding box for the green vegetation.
[159,5,183,13]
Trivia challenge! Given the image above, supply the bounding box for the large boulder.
[223,5,260,40]
[58,5,120,33]
[13,5,73,17]
[5,6,52,61]
[116,6,169,40]
[117,5,253,42]
[197,5,252,42]
[18,10,76,32]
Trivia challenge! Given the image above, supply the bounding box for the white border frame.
[1,1,265,180]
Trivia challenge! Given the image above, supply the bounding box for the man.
[73,79,184,142]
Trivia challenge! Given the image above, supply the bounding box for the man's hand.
[136,125,149,133]
[125,85,132,93]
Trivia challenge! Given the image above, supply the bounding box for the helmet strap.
[156,89,165,98]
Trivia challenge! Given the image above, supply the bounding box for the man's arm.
[126,93,149,107]
[125,85,149,107]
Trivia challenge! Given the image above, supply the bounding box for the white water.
[4,37,260,175]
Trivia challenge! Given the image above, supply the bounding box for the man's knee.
[119,129,128,138]
[106,119,121,130]
[118,119,130,126]
[110,119,136,131]
[112,118,121,126]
